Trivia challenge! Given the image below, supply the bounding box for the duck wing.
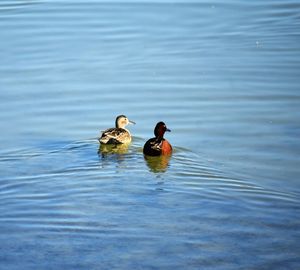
[99,128,130,144]
[143,137,163,156]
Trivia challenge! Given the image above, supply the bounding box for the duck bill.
[166,128,171,132]
[129,120,136,125]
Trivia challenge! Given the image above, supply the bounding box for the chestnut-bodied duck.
[99,115,135,144]
[143,122,172,156]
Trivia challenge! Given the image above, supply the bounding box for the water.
[0,1,300,269]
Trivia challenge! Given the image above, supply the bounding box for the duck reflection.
[98,143,129,156]
[144,154,171,173]
[97,143,130,171]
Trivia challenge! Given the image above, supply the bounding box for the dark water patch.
[0,0,40,11]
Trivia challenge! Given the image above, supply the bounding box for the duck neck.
[116,122,124,129]
[155,135,164,143]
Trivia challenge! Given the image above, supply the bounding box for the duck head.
[115,115,135,129]
[154,121,171,138]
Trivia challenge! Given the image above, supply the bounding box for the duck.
[99,115,135,144]
[143,121,172,156]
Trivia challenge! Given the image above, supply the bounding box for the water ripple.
[0,1,299,268]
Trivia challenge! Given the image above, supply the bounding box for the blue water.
[0,1,300,269]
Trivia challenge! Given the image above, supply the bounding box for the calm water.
[1,1,300,269]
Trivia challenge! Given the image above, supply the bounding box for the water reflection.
[144,154,171,173]
[98,143,129,156]
[97,144,130,171]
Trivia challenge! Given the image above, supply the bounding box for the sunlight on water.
[0,1,300,269]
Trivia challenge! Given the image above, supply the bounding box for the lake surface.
[0,0,300,269]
